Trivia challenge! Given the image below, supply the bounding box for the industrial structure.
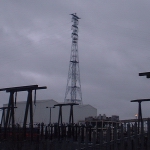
[3,99,97,125]
[85,114,120,133]
[0,14,150,149]
[64,13,82,104]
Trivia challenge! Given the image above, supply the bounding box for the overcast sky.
[1,0,150,119]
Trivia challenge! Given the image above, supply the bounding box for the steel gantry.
[54,103,79,125]
[131,99,150,133]
[130,72,150,133]
[0,84,47,140]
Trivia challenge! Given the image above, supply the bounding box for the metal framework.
[131,99,150,133]
[129,72,150,133]
[64,13,82,104]
[0,85,47,140]
[54,103,79,125]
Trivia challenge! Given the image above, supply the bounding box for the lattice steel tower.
[64,13,82,105]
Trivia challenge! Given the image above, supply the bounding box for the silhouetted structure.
[64,13,82,104]
[0,85,46,140]
[54,103,79,125]
[139,72,150,78]
[131,99,150,133]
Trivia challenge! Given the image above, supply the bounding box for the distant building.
[111,115,119,121]
[85,114,120,132]
[3,99,97,125]
[85,114,119,122]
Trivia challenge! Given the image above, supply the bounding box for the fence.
[0,119,150,150]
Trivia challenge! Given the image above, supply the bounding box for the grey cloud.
[0,0,150,119]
